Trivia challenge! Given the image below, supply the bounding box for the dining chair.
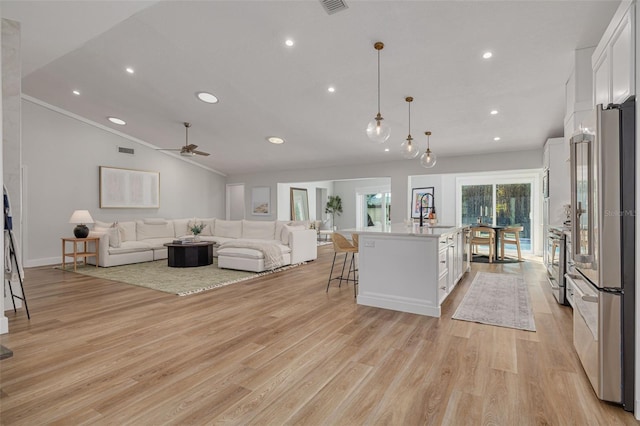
[469,226,496,263]
[326,232,358,296]
[499,225,524,261]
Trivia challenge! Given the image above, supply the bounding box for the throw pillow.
[107,226,121,248]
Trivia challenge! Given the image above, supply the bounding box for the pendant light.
[366,42,390,144]
[400,97,419,159]
[420,131,437,168]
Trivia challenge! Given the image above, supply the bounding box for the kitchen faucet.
[419,193,436,227]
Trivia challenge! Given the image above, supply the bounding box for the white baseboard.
[0,316,8,334]
[24,257,59,268]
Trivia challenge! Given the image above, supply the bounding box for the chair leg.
[516,236,522,261]
[500,239,504,260]
[326,252,338,292]
[339,253,349,287]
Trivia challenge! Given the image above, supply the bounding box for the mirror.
[290,187,309,221]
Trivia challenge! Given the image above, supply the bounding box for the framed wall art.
[99,166,160,209]
[411,187,435,218]
[251,186,271,216]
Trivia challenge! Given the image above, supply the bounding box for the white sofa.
[87,218,317,272]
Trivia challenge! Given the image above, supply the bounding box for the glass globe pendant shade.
[401,137,419,159]
[366,115,391,144]
[420,148,437,168]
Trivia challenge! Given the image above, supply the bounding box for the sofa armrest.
[88,230,108,266]
[289,229,317,263]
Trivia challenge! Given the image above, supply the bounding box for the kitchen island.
[344,223,470,317]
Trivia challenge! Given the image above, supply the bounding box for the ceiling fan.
[159,122,210,157]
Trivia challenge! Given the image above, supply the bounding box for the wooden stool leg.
[516,235,522,261]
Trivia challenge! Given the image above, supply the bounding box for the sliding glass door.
[459,177,534,253]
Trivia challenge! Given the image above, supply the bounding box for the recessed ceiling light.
[490,110,498,115]
[108,117,126,126]
[493,136,501,141]
[72,90,80,96]
[328,86,335,93]
[285,39,294,47]
[125,67,135,74]
[482,52,493,59]
[267,136,285,145]
[196,92,219,104]
[384,148,390,152]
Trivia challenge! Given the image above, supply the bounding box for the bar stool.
[499,226,524,261]
[326,233,358,296]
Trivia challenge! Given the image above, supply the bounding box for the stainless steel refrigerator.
[567,97,635,411]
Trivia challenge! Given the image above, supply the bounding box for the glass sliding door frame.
[356,185,391,228]
[456,172,541,255]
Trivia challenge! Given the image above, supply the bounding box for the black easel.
[4,191,29,319]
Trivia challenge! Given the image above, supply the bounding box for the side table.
[61,237,100,271]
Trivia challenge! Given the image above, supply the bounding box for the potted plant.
[325,195,343,231]
[190,223,205,241]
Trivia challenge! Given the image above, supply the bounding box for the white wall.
[2,18,21,319]
[228,149,543,230]
[276,180,333,222]
[22,99,226,267]
[333,177,390,229]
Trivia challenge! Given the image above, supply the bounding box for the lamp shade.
[69,210,94,224]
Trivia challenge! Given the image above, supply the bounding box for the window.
[356,186,391,228]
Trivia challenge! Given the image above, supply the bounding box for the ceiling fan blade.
[185,144,198,150]
[192,150,210,156]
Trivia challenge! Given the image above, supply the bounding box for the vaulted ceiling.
[3,1,619,175]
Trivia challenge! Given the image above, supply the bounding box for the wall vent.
[118,146,135,155]
[319,0,348,15]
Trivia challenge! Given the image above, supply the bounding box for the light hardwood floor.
[1,246,637,425]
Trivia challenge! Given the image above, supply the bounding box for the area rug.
[472,254,521,264]
[452,272,536,331]
[57,259,302,296]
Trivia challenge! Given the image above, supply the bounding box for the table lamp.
[69,210,94,238]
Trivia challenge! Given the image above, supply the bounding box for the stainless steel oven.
[545,227,566,305]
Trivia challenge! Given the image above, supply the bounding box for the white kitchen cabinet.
[355,225,468,317]
[543,138,570,227]
[593,51,610,106]
[592,1,635,106]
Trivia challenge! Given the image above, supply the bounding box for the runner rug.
[57,259,302,296]
[452,271,536,331]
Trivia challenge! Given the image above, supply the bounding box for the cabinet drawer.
[438,274,448,303]
[438,248,448,276]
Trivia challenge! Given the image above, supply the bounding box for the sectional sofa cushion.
[199,218,215,236]
[172,218,192,237]
[241,220,275,240]
[119,221,137,242]
[136,220,175,240]
[108,241,154,255]
[214,219,242,238]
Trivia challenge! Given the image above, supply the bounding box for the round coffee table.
[164,241,214,267]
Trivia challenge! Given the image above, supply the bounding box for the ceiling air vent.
[118,146,134,155]
[320,0,348,15]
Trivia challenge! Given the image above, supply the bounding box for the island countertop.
[342,223,465,237]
